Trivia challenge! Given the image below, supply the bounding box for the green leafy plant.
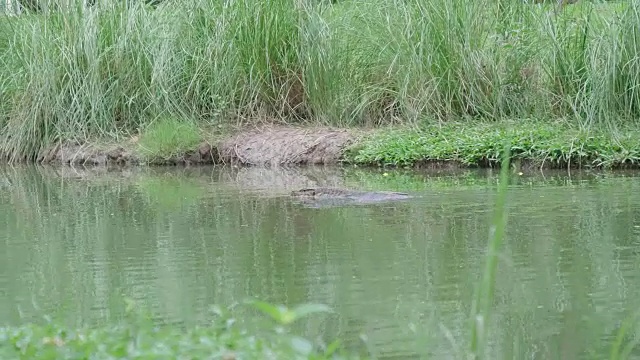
[248,300,333,326]
[0,301,352,360]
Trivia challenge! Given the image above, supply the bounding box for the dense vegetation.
[0,0,638,162]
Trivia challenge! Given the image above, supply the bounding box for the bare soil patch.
[217,126,356,166]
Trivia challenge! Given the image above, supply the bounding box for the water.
[1,165,640,359]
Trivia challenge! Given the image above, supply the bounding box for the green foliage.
[0,302,354,360]
[346,120,640,169]
[248,300,332,326]
[232,0,302,117]
[137,117,202,161]
[246,301,341,358]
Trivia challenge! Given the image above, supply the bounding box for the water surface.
[1,165,639,359]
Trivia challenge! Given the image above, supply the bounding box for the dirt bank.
[36,126,358,167]
[218,126,355,166]
[25,123,640,170]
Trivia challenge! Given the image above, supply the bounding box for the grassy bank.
[0,0,639,162]
[27,118,640,169]
[345,120,640,168]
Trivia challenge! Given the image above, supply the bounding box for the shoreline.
[6,121,640,171]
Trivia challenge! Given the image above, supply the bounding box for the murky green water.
[1,165,640,359]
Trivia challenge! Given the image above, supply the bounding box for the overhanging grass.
[345,120,640,168]
[1,0,640,161]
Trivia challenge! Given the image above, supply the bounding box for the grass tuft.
[137,116,202,161]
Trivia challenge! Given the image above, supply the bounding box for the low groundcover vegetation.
[345,120,640,168]
[0,301,356,360]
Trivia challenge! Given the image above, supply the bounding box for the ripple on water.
[2,169,640,358]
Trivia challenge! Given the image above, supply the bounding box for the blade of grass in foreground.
[609,309,640,360]
[469,143,511,359]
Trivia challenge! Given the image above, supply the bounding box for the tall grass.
[1,0,640,161]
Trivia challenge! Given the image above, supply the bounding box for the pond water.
[1,165,639,359]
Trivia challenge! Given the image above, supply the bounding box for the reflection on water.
[1,165,640,358]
